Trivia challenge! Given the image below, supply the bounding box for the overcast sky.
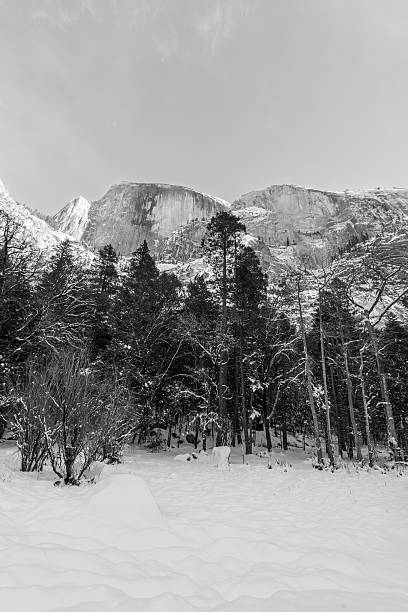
[0,0,407,215]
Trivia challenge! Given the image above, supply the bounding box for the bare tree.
[295,274,323,466]
[338,230,408,456]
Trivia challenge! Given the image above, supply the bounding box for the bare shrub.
[10,366,48,472]
[40,351,130,483]
[12,351,131,483]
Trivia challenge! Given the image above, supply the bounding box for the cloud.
[0,0,258,63]
[153,26,181,63]
[194,0,259,54]
[25,0,83,28]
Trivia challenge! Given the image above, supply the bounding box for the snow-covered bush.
[11,352,131,483]
[40,352,132,483]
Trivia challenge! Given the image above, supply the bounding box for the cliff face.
[54,183,228,256]
[51,181,408,273]
[232,185,408,266]
[54,196,91,242]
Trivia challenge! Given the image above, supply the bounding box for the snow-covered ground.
[1,442,408,612]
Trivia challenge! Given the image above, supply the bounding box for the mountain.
[4,178,408,281]
[54,183,228,256]
[0,178,91,263]
[0,179,70,252]
[232,184,408,268]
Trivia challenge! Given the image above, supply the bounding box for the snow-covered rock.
[212,445,231,470]
[88,473,162,522]
[83,460,105,483]
[174,453,192,462]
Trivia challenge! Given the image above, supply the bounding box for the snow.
[87,474,162,523]
[1,442,408,612]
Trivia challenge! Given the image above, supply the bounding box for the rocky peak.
[54,182,229,256]
[54,196,91,242]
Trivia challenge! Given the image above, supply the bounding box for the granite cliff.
[54,183,228,257]
[232,185,408,269]
[3,179,408,279]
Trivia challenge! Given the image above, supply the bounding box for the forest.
[1,209,408,483]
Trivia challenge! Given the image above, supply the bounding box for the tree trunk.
[282,413,288,451]
[177,415,183,448]
[249,389,254,449]
[365,315,398,457]
[194,422,199,449]
[217,348,229,446]
[232,346,241,446]
[296,278,323,466]
[340,327,362,461]
[359,348,374,467]
[319,293,335,467]
[262,387,272,451]
[240,341,251,455]
[217,237,229,446]
[329,364,344,458]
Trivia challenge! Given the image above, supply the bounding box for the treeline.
[1,209,408,481]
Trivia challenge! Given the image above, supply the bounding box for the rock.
[84,460,105,483]
[212,446,231,470]
[174,454,191,462]
[54,183,228,257]
[88,474,162,523]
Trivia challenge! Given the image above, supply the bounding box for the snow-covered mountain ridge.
[2,178,408,279]
[0,178,91,261]
[53,182,408,262]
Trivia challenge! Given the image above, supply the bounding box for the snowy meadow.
[1,442,408,612]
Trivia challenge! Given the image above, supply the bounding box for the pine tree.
[202,211,246,444]
[90,244,118,357]
[113,241,182,441]
[36,239,90,353]
[234,246,267,454]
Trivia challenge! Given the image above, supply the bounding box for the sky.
[0,0,407,215]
